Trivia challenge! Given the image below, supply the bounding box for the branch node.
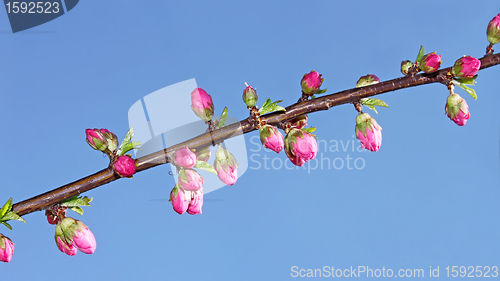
[205,120,216,146]
[486,43,494,56]
[248,107,262,129]
[353,101,363,113]
[297,94,309,103]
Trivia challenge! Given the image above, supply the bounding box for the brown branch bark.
[12,53,500,217]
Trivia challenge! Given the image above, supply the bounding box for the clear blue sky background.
[1,1,499,280]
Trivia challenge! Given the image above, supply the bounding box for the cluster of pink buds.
[353,74,385,152]
[0,234,14,262]
[258,118,318,166]
[191,87,240,187]
[442,56,480,126]
[251,73,320,166]
[400,46,442,75]
[170,146,205,215]
[398,46,479,127]
[259,119,318,166]
[85,128,139,178]
[251,73,319,166]
[54,217,96,256]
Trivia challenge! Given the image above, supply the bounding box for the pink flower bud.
[0,234,14,262]
[187,190,204,215]
[178,168,204,191]
[85,128,108,152]
[242,85,258,108]
[170,185,190,214]
[289,114,308,129]
[487,13,500,45]
[355,74,380,88]
[99,129,119,154]
[445,93,470,126]
[419,52,442,73]
[56,235,77,256]
[195,146,211,162]
[355,113,382,152]
[451,56,481,78]
[213,146,238,185]
[174,146,197,168]
[72,222,97,254]
[284,129,318,166]
[259,125,284,153]
[54,217,96,255]
[301,70,323,96]
[191,87,215,122]
[113,155,137,177]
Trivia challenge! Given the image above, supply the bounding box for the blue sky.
[1,1,499,280]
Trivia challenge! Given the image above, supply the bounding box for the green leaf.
[457,83,477,100]
[416,45,425,64]
[118,141,142,156]
[260,98,271,110]
[1,211,26,223]
[117,127,134,155]
[0,198,13,219]
[259,99,286,115]
[365,104,378,114]
[60,196,93,208]
[129,141,142,147]
[1,221,12,231]
[455,75,477,85]
[216,107,228,129]
[361,98,389,108]
[68,206,84,216]
[302,127,317,133]
[194,160,217,175]
[313,88,327,95]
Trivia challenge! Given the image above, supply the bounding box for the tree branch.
[12,53,500,217]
